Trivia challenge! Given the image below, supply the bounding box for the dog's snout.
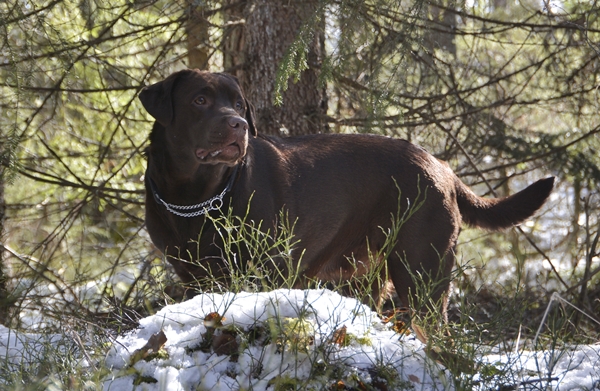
[228,117,248,131]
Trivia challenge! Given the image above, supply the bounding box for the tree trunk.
[187,3,210,69]
[0,166,7,325]
[231,0,327,136]
[222,0,245,74]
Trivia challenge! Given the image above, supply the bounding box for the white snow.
[102,289,449,390]
[2,289,599,390]
[0,324,69,368]
[98,289,600,391]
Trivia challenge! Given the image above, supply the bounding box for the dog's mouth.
[196,141,242,163]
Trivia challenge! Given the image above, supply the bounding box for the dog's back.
[241,133,553,311]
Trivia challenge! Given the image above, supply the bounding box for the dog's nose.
[228,117,248,131]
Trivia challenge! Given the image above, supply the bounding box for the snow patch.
[103,289,449,390]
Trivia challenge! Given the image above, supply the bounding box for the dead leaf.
[331,325,347,346]
[380,308,411,336]
[129,330,167,365]
[392,320,411,335]
[411,323,428,344]
[204,312,225,329]
[211,331,239,356]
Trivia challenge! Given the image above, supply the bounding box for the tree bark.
[232,0,327,136]
[222,0,245,74]
[0,166,7,325]
[187,3,210,69]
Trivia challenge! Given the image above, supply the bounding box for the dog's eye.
[194,96,206,106]
[235,101,244,111]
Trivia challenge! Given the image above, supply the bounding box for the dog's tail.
[455,176,555,230]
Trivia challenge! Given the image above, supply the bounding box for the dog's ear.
[139,71,188,126]
[245,99,257,137]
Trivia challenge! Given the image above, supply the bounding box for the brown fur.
[140,69,554,316]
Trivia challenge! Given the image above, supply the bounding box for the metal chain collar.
[149,165,239,218]
[154,187,226,218]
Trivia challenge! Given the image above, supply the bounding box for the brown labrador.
[139,69,554,317]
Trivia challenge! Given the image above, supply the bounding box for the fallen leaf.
[129,330,167,365]
[331,325,347,346]
[211,331,239,356]
[204,312,225,328]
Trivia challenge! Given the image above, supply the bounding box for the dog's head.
[139,69,256,166]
